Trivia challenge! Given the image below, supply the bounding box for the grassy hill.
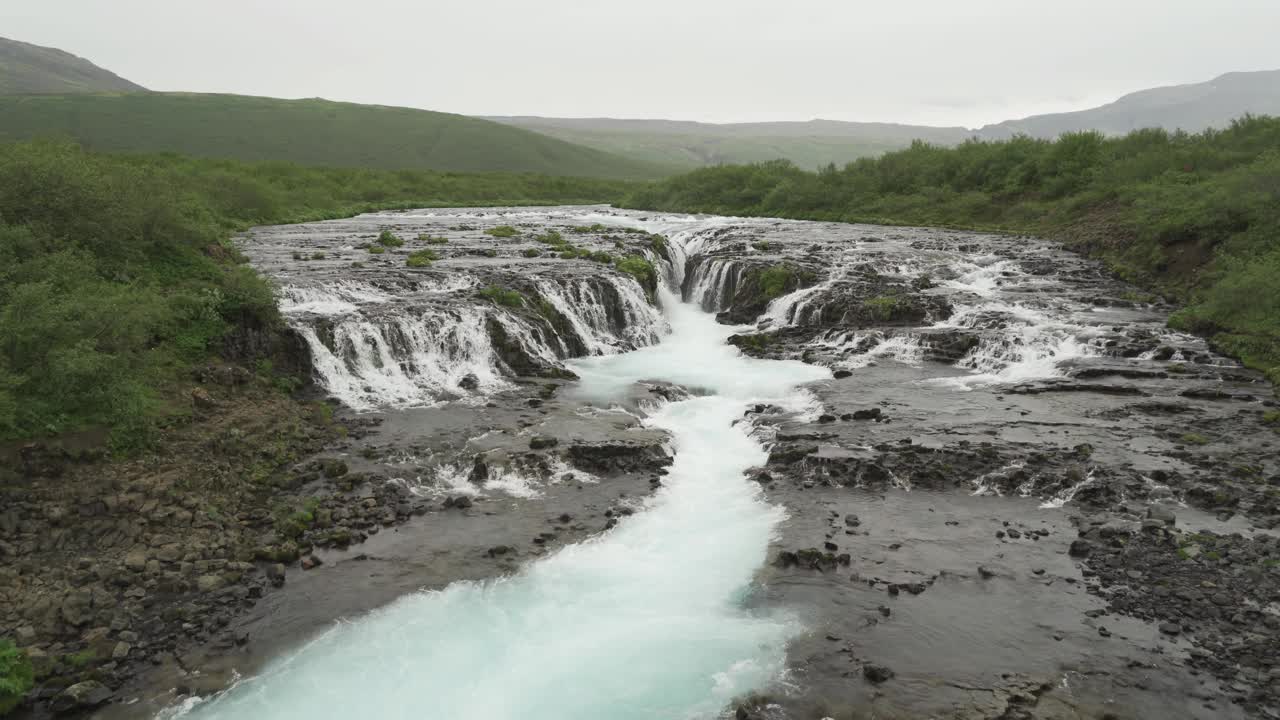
[977,70,1280,139]
[0,93,670,179]
[0,36,146,95]
[486,117,971,170]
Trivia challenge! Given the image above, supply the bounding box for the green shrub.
[485,225,519,238]
[0,640,33,715]
[377,230,404,247]
[406,249,438,268]
[615,256,656,285]
[310,252,326,260]
[757,265,797,299]
[1181,432,1211,445]
[522,248,542,258]
[367,244,386,254]
[535,230,566,246]
[478,286,524,307]
[419,234,449,244]
[864,296,902,321]
[570,223,607,234]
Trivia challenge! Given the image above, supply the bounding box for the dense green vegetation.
[0,93,669,179]
[0,140,632,447]
[0,639,32,715]
[624,116,1280,383]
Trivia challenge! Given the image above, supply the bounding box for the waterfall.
[284,272,668,410]
[685,258,746,312]
[295,306,508,410]
[535,276,667,356]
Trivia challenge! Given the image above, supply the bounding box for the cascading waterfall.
[296,306,508,410]
[932,299,1100,388]
[284,274,668,410]
[171,233,831,720]
[535,276,667,355]
[685,257,747,312]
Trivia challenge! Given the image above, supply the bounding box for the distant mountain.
[976,70,1280,139]
[494,71,1280,169]
[0,36,146,95]
[0,93,669,179]
[486,117,971,170]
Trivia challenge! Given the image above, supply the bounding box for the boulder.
[51,681,111,714]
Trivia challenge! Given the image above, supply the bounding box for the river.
[150,207,1277,720]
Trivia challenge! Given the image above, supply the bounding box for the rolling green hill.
[487,116,971,170]
[0,36,146,95]
[0,93,670,179]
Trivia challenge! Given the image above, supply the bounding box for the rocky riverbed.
[3,206,1276,719]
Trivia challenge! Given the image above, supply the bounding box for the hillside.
[977,70,1280,139]
[0,93,669,179]
[0,36,146,95]
[486,116,971,170]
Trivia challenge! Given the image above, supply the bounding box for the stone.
[301,555,323,570]
[529,436,559,450]
[196,574,225,593]
[1147,504,1177,526]
[445,495,473,510]
[833,370,853,379]
[458,373,480,391]
[51,680,112,713]
[112,641,132,659]
[191,387,217,410]
[60,589,92,627]
[1159,622,1182,635]
[863,664,895,683]
[1069,539,1094,558]
[124,549,148,572]
[851,408,882,421]
[267,563,286,587]
[844,514,861,527]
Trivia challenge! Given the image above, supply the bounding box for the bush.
[485,225,519,238]
[0,639,33,715]
[615,256,656,285]
[478,285,524,307]
[864,296,902,321]
[376,230,404,247]
[535,230,567,246]
[522,248,542,258]
[366,244,386,254]
[419,234,448,244]
[758,265,797,299]
[406,249,438,268]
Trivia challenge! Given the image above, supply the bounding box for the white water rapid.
[172,238,830,720]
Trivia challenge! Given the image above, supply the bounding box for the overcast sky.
[5,0,1280,127]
